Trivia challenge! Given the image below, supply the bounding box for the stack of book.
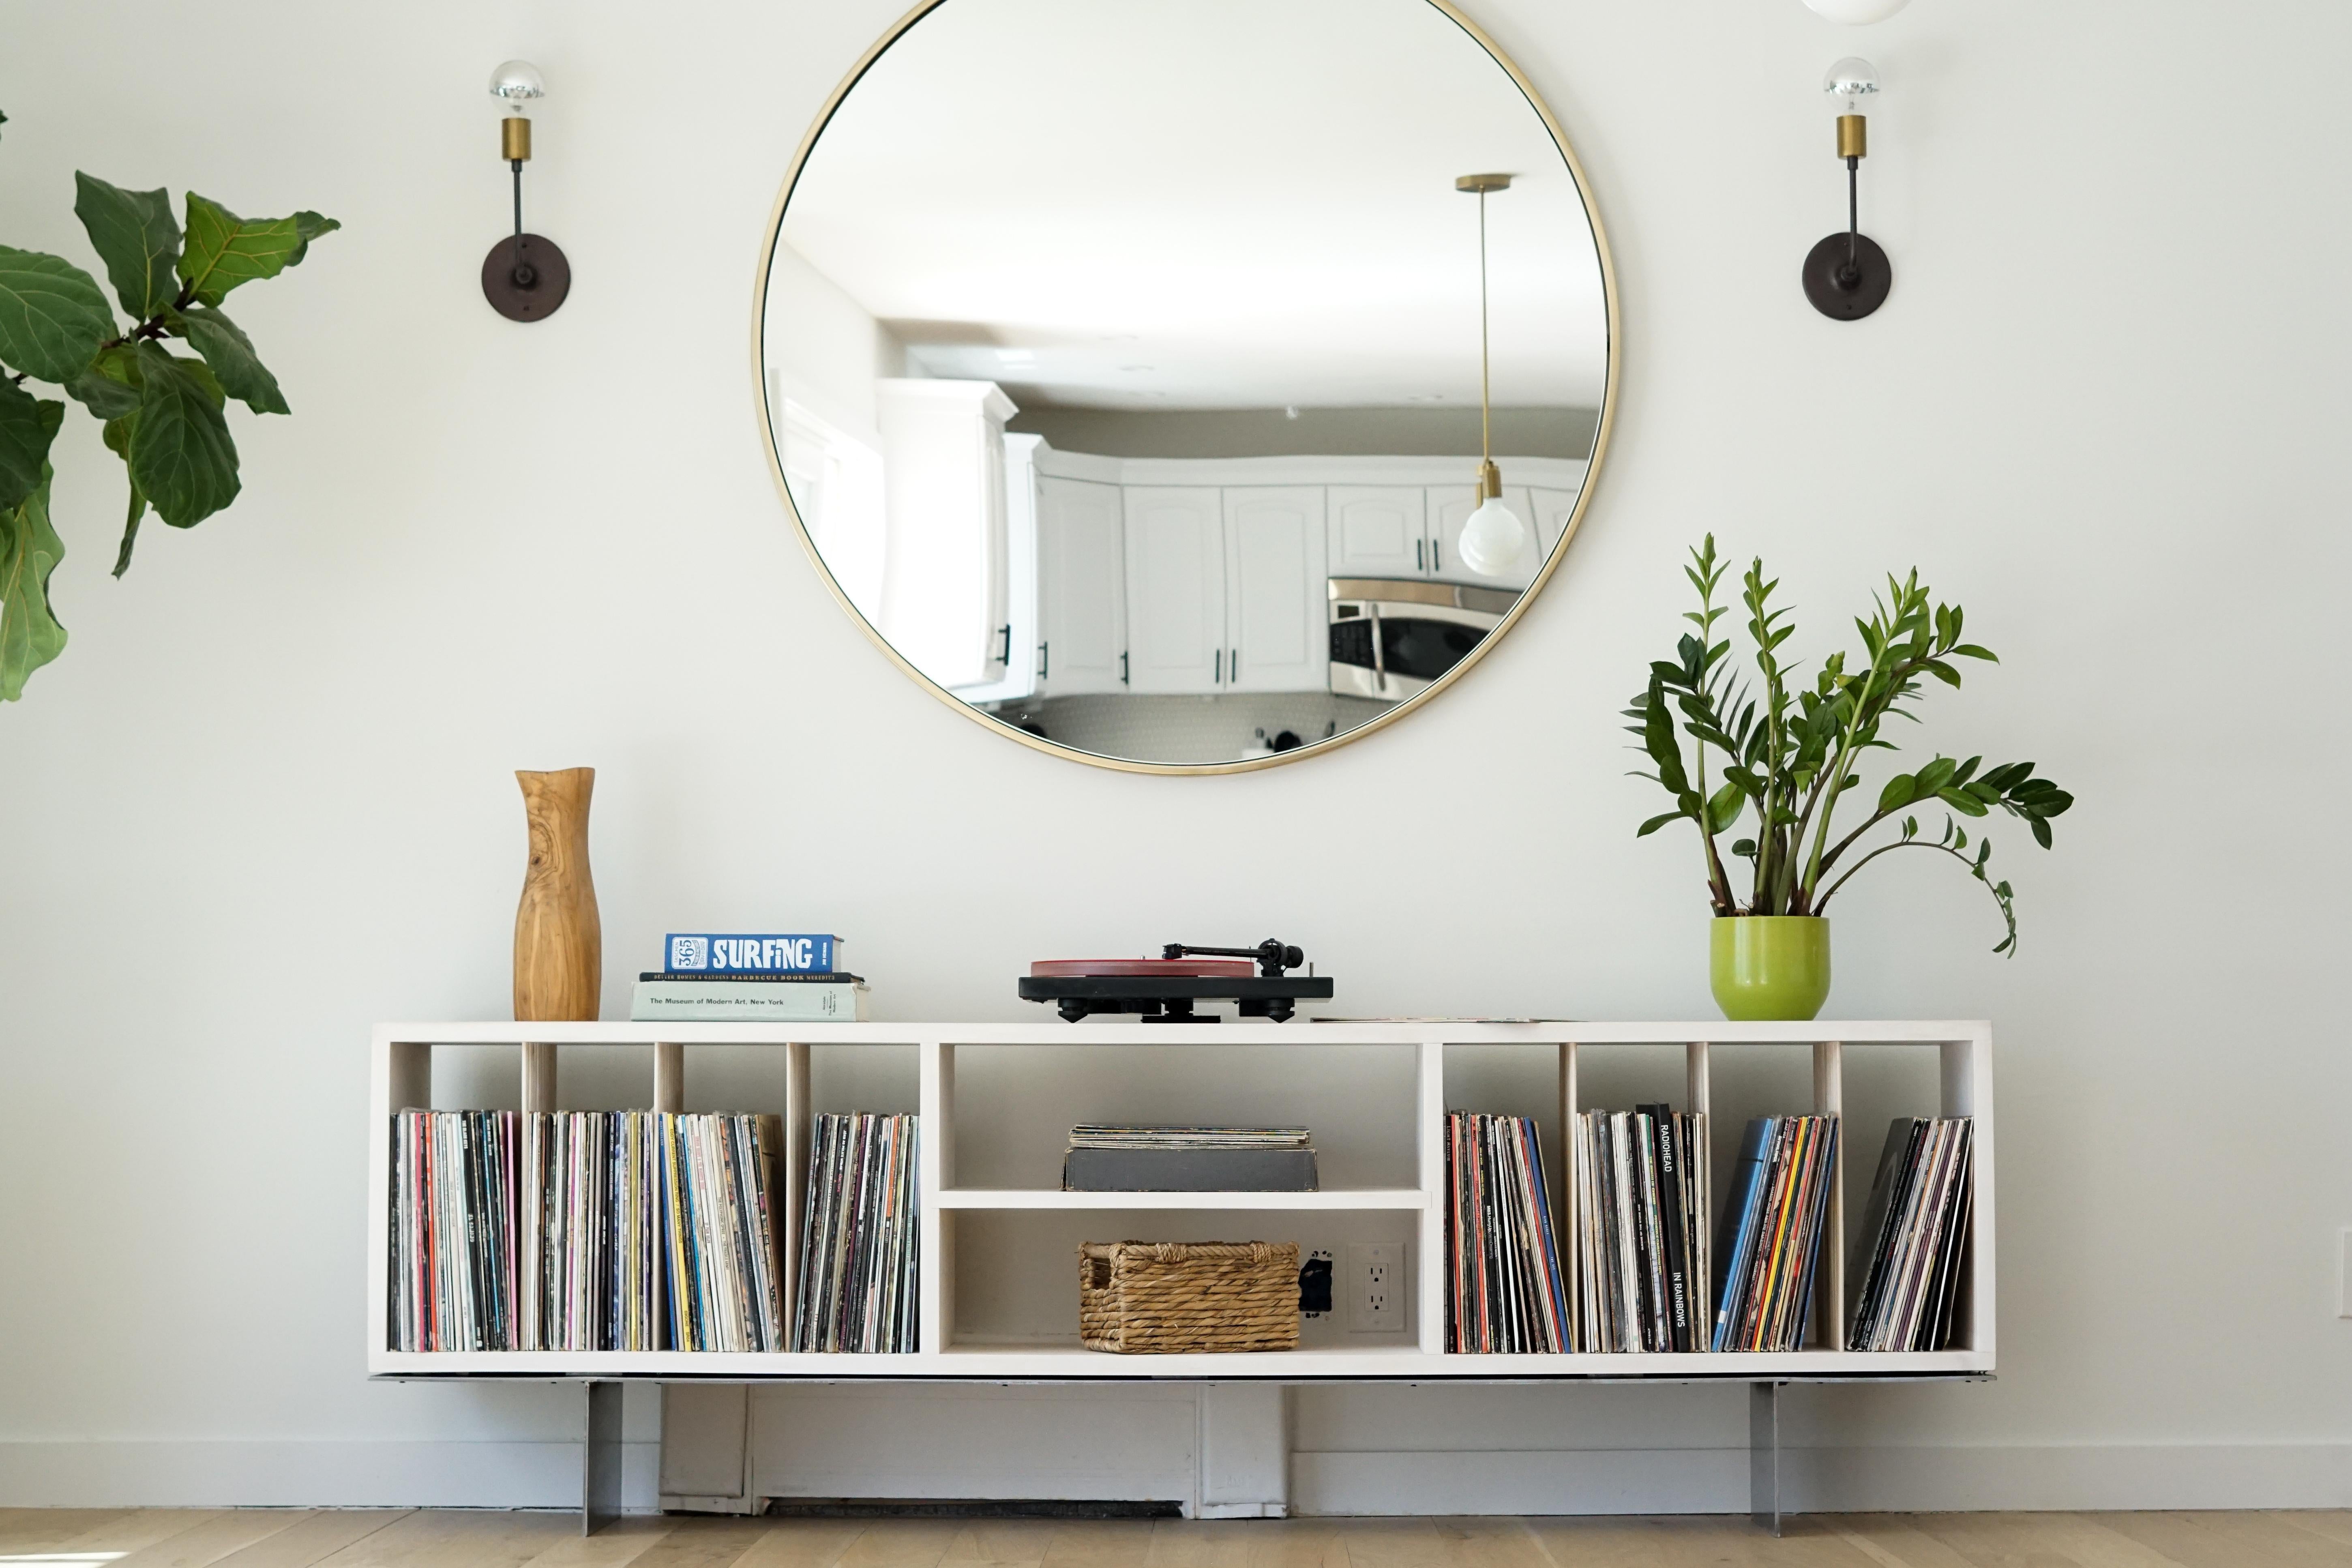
[631,931,868,1022]
[1711,1114,1840,1353]
[388,1108,783,1353]
[1444,1111,1569,1353]
[1572,1105,1710,1353]
[663,1113,789,1352]
[1847,1117,1974,1352]
[1062,1126,1317,1192]
[793,1113,920,1353]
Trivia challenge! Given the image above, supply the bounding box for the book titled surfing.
[665,933,840,974]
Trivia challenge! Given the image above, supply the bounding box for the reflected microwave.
[1327,577,1518,702]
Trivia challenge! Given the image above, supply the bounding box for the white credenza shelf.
[367,1019,1993,1384]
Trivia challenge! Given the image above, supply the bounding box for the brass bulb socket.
[1478,458,1502,498]
[502,116,533,162]
[1836,114,1867,161]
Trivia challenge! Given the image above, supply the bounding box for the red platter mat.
[1030,958,1255,978]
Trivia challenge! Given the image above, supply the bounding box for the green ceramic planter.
[1710,916,1832,1021]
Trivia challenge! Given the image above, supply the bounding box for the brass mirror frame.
[752,0,1619,775]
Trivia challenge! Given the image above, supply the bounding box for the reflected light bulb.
[1823,57,1881,114]
[1457,494,1528,576]
[1803,0,1909,21]
[489,60,545,114]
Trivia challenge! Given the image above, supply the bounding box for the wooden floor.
[5,1510,2351,1568]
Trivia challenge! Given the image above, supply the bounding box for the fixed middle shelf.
[935,1188,1428,1210]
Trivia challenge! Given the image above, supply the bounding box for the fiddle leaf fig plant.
[0,110,337,700]
[1626,536,2073,953]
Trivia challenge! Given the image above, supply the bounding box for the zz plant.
[1629,536,2072,952]
[0,110,337,700]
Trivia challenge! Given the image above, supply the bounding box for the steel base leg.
[1749,1381,1783,1535]
[585,1381,624,1535]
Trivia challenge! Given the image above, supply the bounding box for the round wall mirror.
[758,0,1615,772]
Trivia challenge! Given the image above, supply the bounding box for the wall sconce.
[483,60,570,322]
[1802,57,1891,321]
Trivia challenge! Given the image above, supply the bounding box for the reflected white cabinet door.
[1036,476,1127,696]
[1426,483,1538,590]
[1327,486,1428,579]
[1528,483,1584,579]
[1124,487,1225,693]
[1223,486,1327,694]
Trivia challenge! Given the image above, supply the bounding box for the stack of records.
[524,1111,660,1352]
[793,1113,920,1353]
[1445,1111,1569,1353]
[1847,1117,1974,1351]
[1572,1106,1709,1353]
[1711,1115,1840,1353]
[1063,1126,1316,1192]
[390,1109,785,1353]
[391,1110,521,1352]
[661,1113,788,1352]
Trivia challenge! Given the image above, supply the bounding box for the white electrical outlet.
[1349,1242,1404,1332]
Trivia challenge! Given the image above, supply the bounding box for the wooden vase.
[514,767,602,1022]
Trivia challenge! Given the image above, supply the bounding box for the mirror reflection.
[762,0,1610,768]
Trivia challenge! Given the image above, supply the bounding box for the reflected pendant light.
[1455,173,1528,577]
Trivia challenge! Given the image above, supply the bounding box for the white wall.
[1,0,2348,1515]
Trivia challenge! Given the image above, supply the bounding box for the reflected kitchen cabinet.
[1427,483,1538,591]
[1124,487,1226,693]
[1327,486,1427,579]
[1223,487,1328,694]
[1529,478,1589,573]
[1035,474,1127,696]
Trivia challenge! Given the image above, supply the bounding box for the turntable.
[1019,939,1334,1023]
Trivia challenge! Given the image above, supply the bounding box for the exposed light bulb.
[489,60,545,114]
[1823,57,1881,114]
[1803,0,1909,22]
[1457,494,1528,577]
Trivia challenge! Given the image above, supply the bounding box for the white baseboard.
[1291,1444,2352,1515]
[0,1440,660,1512]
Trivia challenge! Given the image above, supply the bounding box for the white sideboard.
[368,1019,1990,1382]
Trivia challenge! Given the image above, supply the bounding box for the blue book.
[664,933,840,974]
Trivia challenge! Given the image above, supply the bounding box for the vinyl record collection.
[391,1110,521,1352]
[792,1113,920,1353]
[389,1109,782,1353]
[663,1113,789,1352]
[527,1111,659,1352]
[1444,1111,1570,1353]
[1572,1106,1710,1352]
[1711,1115,1841,1353]
[1847,1117,1973,1351]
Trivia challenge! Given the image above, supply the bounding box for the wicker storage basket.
[1078,1240,1301,1353]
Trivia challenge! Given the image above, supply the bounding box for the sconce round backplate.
[1803,232,1891,320]
[482,234,570,322]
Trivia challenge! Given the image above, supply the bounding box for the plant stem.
[1814,834,1961,907]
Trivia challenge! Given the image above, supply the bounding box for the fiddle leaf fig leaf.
[64,341,142,420]
[0,464,66,700]
[0,244,116,382]
[129,342,238,529]
[101,411,150,578]
[0,377,64,514]
[73,173,181,319]
[177,194,339,308]
[180,307,287,414]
